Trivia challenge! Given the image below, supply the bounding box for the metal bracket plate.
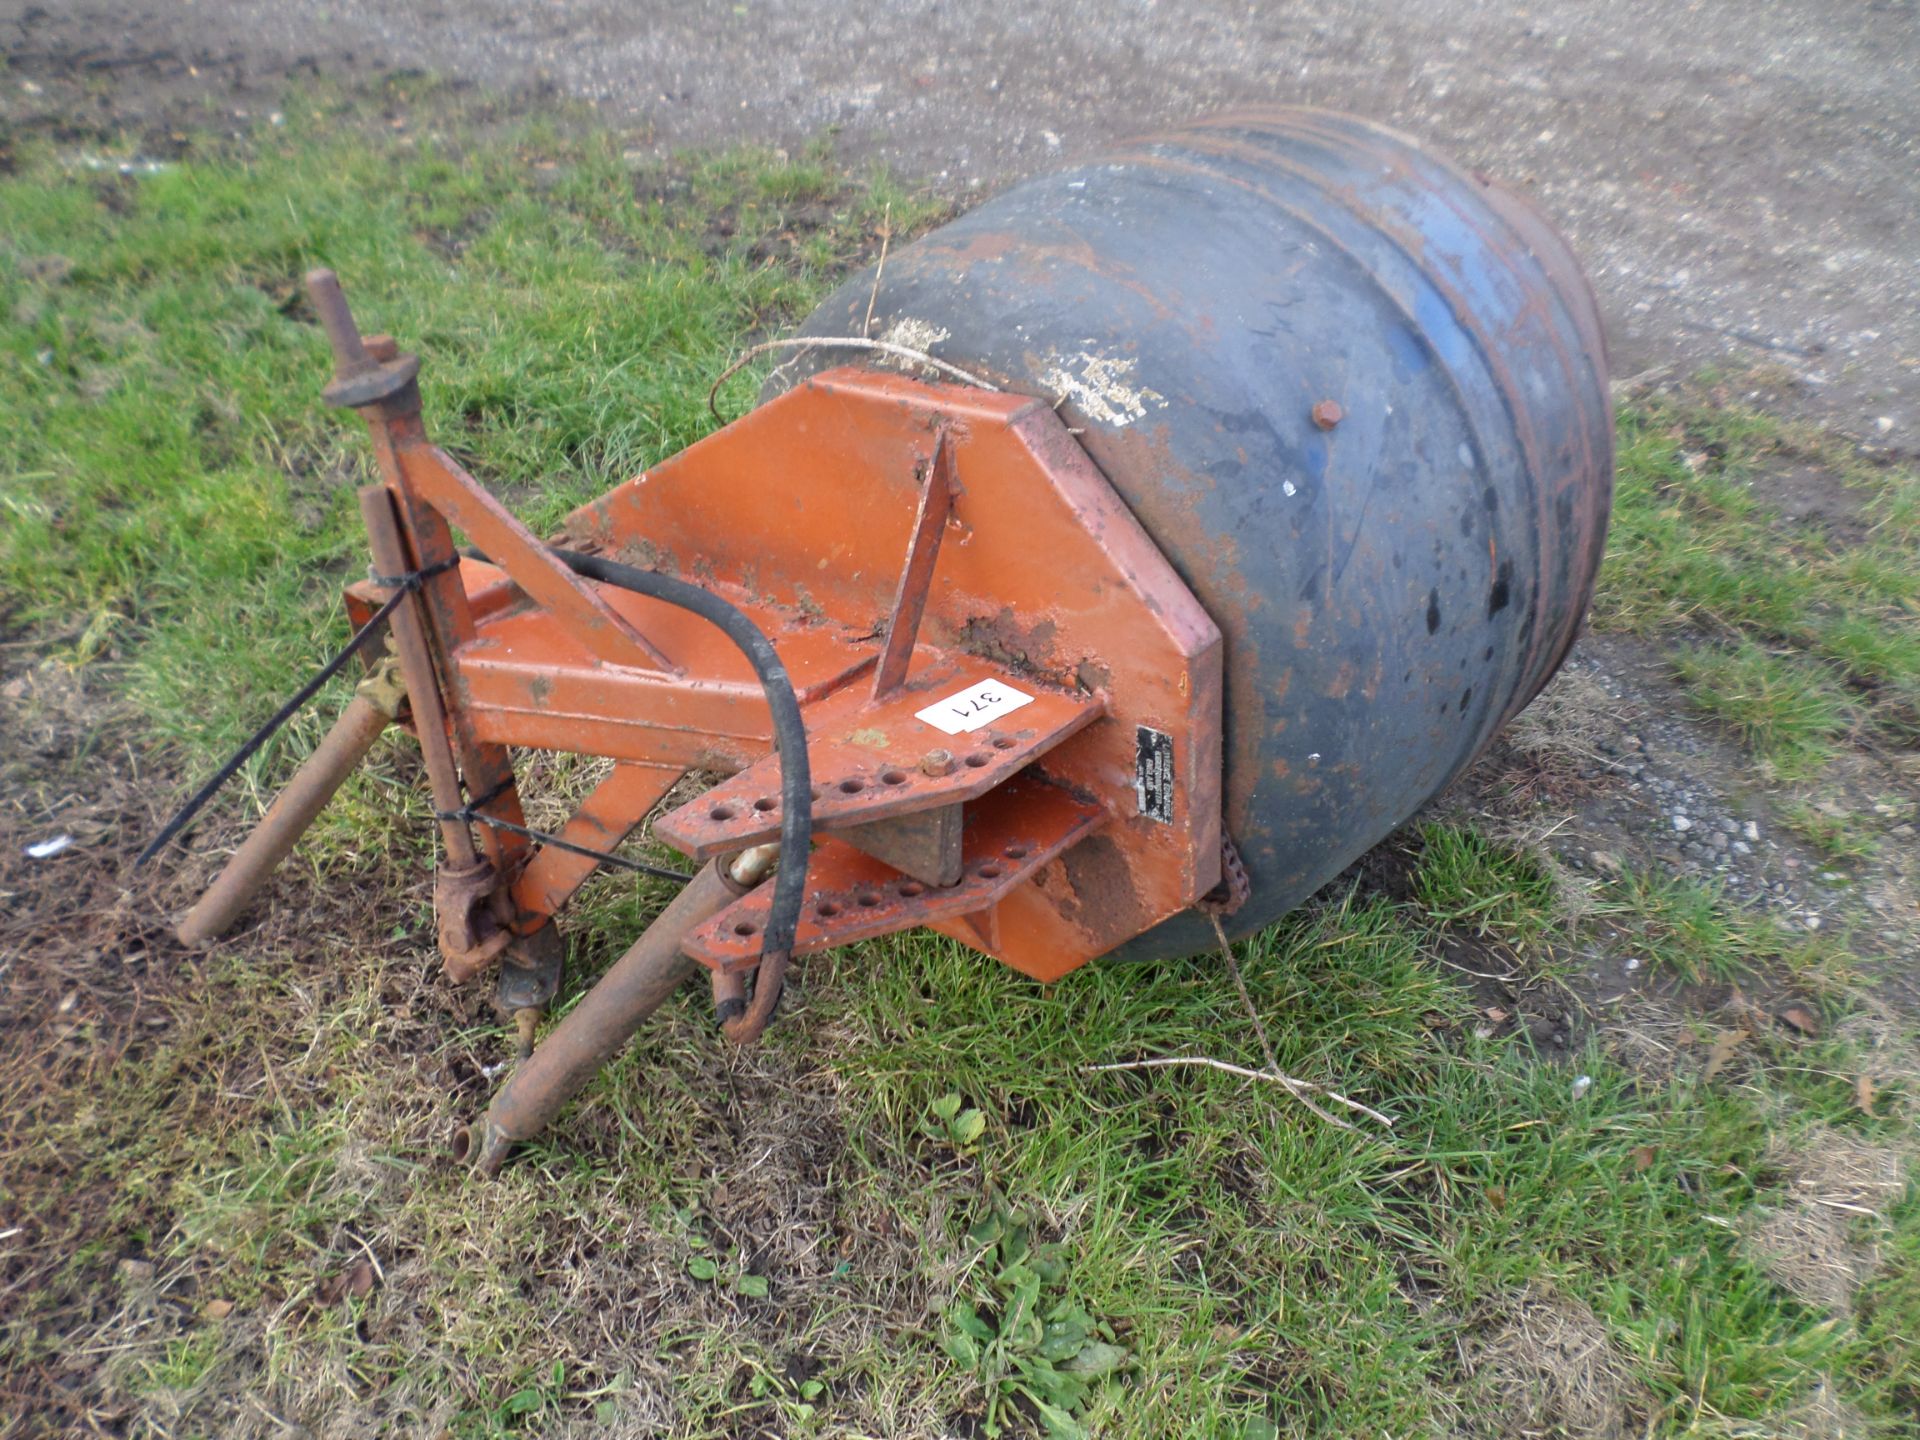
[653,654,1104,859]
[682,772,1107,971]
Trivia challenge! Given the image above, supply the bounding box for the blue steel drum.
[785,109,1613,961]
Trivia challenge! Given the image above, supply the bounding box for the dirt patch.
[1765,1123,1909,1214]
[0,648,420,1436]
[1461,1288,1649,1440]
[1836,1008,1920,1121]
[1744,1205,1876,1313]
[0,631,944,1436]
[1775,1377,1875,1440]
[1494,663,1623,811]
[1739,1124,1908,1316]
[1594,990,1699,1082]
[0,657,189,1432]
[1738,457,1879,550]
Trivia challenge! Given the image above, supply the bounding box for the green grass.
[1598,861,1847,988]
[0,82,936,778]
[1671,639,1858,780]
[1410,822,1561,944]
[3,80,1917,1440]
[1599,393,1920,771]
[34,878,1910,1438]
[1781,798,1886,864]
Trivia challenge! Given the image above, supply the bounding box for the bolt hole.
[709,803,737,822]
[856,890,882,908]
[815,901,840,918]
[880,769,908,786]
[992,736,1017,750]
[838,777,866,795]
[733,921,759,937]
[897,881,925,897]
[752,796,777,812]
[977,862,1003,880]
[449,1124,474,1163]
[1004,844,1029,860]
[810,787,822,801]
[963,752,989,769]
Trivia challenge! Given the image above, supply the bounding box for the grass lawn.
[2,80,1915,1440]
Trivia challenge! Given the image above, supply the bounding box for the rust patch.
[1053,833,1150,940]
[953,606,1060,678]
[1075,658,1113,695]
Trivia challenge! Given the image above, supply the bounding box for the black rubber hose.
[546,548,811,960]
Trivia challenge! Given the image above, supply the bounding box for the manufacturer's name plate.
[1135,726,1175,824]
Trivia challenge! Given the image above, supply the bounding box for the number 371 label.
[914,679,1035,736]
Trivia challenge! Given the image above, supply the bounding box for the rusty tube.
[456,862,739,1176]
[175,669,402,947]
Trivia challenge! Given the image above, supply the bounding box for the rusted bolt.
[919,748,956,777]
[1311,400,1344,430]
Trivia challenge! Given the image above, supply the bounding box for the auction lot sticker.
[914,679,1035,735]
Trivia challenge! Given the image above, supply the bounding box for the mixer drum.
[786,109,1613,962]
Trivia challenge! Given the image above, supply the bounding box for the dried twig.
[1213,914,1284,1077]
[863,201,892,337]
[1081,911,1398,1131]
[1080,1056,1395,1130]
[707,337,999,422]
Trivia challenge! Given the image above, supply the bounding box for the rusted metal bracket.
[317,300,1222,986]
[313,272,537,892]
[310,268,422,410]
[654,656,1103,858]
[683,772,1106,971]
[840,804,963,887]
[436,860,516,984]
[391,441,680,674]
[507,763,684,932]
[360,486,482,875]
[496,925,565,1017]
[316,267,666,678]
[1196,834,1251,917]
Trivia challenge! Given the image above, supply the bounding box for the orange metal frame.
[346,364,1224,983]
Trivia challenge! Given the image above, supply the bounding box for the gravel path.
[6,0,1918,436]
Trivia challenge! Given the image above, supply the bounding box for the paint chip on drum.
[1041,350,1168,428]
[878,316,953,362]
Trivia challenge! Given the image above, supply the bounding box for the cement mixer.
[152,110,1612,1173]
